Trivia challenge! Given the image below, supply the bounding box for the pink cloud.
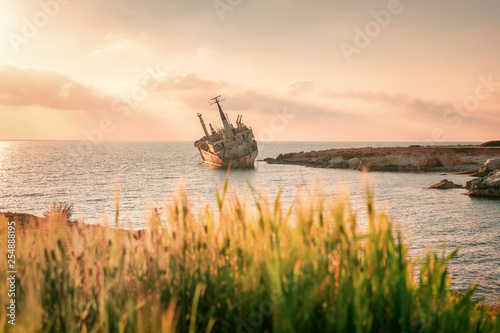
[0,63,112,112]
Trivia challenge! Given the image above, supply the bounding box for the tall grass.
[0,181,498,332]
[43,203,74,221]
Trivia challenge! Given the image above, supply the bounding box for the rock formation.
[467,170,500,197]
[480,140,500,147]
[264,146,500,172]
[470,158,500,177]
[430,179,465,189]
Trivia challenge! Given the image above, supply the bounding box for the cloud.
[0,63,113,112]
[155,72,349,119]
[154,73,228,91]
[226,89,345,118]
[87,33,155,61]
[322,89,452,117]
[321,88,500,127]
[287,80,315,95]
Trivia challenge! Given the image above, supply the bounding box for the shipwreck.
[195,96,258,168]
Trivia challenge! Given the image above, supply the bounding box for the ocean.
[0,141,498,301]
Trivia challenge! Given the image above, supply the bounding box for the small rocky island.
[264,143,500,197]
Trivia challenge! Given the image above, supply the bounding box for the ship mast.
[210,95,233,137]
[197,113,209,137]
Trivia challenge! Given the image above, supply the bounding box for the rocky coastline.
[264,145,500,197]
[466,169,500,197]
[264,146,500,172]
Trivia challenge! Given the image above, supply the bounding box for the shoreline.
[263,145,500,173]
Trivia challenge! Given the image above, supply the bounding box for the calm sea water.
[0,141,498,301]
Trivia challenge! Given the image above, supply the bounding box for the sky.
[0,0,499,142]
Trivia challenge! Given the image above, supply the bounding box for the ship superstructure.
[194,96,258,168]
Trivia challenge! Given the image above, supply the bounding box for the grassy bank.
[1,181,499,332]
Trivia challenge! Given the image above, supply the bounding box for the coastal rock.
[467,170,500,197]
[264,146,500,172]
[480,140,500,147]
[1,212,42,227]
[470,158,500,177]
[430,179,465,189]
[453,169,479,175]
[484,158,500,170]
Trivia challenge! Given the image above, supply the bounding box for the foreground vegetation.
[1,181,499,332]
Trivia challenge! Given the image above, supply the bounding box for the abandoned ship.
[194,96,258,168]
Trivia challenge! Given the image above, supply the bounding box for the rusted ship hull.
[195,95,258,169]
[198,148,258,168]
